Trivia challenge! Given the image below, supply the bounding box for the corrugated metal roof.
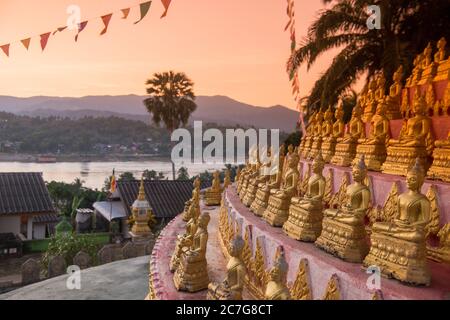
[0,172,55,216]
[117,180,198,219]
[33,213,60,224]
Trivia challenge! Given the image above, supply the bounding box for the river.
[0,161,227,190]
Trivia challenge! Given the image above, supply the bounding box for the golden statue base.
[355,144,387,172]
[205,192,222,206]
[301,139,313,159]
[330,142,358,167]
[263,196,292,227]
[242,183,258,207]
[283,205,323,242]
[381,146,429,176]
[321,140,337,163]
[363,233,431,286]
[315,217,369,263]
[428,148,450,183]
[250,188,270,217]
[308,138,322,160]
[173,258,210,292]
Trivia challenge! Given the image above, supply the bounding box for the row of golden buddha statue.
[236,142,443,286]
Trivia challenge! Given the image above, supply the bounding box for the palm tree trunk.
[170,130,176,180]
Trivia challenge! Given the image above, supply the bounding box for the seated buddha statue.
[170,192,199,272]
[250,147,286,217]
[300,112,317,159]
[433,37,449,82]
[419,42,438,85]
[381,94,434,176]
[182,177,201,222]
[406,53,424,88]
[428,130,450,183]
[362,79,378,122]
[223,169,231,189]
[315,156,371,262]
[205,170,222,206]
[385,66,404,120]
[330,104,365,167]
[236,161,250,194]
[364,159,431,285]
[240,161,261,202]
[243,149,271,207]
[207,236,246,300]
[264,250,291,300]
[263,152,300,227]
[173,212,211,292]
[238,161,258,198]
[307,110,325,160]
[322,104,345,163]
[375,73,386,102]
[283,151,326,242]
[355,99,390,171]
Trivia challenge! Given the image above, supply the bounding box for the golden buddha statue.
[182,177,201,222]
[400,89,410,118]
[170,192,199,272]
[300,112,317,159]
[375,73,386,102]
[419,42,438,85]
[307,110,324,160]
[207,235,246,300]
[173,212,211,292]
[355,99,390,171]
[428,130,450,182]
[223,169,231,189]
[385,66,404,120]
[250,147,286,217]
[362,79,378,122]
[433,37,449,82]
[322,104,345,163]
[263,151,300,227]
[205,170,222,206]
[235,168,241,184]
[315,156,370,262]
[406,53,424,88]
[264,250,291,300]
[330,104,365,167]
[242,149,271,207]
[238,161,258,199]
[283,151,326,242]
[364,159,431,285]
[236,161,251,194]
[240,161,261,202]
[381,94,434,176]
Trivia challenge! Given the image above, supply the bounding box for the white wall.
[33,224,46,240]
[0,216,20,235]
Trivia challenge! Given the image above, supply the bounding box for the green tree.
[288,0,450,111]
[118,172,136,181]
[144,71,197,180]
[176,167,190,180]
[143,169,166,181]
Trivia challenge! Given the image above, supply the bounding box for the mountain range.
[0,95,299,132]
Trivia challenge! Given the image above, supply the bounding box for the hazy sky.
[0,0,338,109]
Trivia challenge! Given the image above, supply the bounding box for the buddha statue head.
[193,177,201,189]
[377,73,386,88]
[228,235,245,259]
[198,212,211,229]
[288,152,300,169]
[324,107,333,121]
[369,78,377,92]
[375,98,388,115]
[406,158,426,193]
[393,65,404,83]
[287,144,294,154]
[335,104,344,121]
[316,110,324,122]
[352,155,367,184]
[352,104,363,118]
[413,94,427,116]
[312,151,325,174]
[268,249,289,283]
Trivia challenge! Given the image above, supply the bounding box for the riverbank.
[0,153,171,163]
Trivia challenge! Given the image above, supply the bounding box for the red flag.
[121,8,131,19]
[40,32,51,51]
[75,21,88,42]
[100,14,113,35]
[1,44,10,57]
[135,1,152,24]
[53,26,67,35]
[161,0,172,18]
[21,38,31,50]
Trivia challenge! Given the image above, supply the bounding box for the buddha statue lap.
[307,110,325,160]
[433,37,449,82]
[385,66,404,120]
[207,236,246,300]
[263,152,300,227]
[173,212,211,292]
[381,94,434,176]
[362,79,378,123]
[330,104,365,167]
[182,177,201,222]
[355,99,390,171]
[250,149,285,217]
[364,159,431,285]
[315,156,370,263]
[264,250,291,300]
[322,104,345,163]
[427,131,450,183]
[283,151,326,242]
[205,170,222,206]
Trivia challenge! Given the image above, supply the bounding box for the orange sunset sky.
[0,0,339,110]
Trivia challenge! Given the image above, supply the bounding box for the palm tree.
[144,71,197,179]
[288,0,450,111]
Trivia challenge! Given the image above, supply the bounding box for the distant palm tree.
[144,71,197,179]
[288,0,450,110]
